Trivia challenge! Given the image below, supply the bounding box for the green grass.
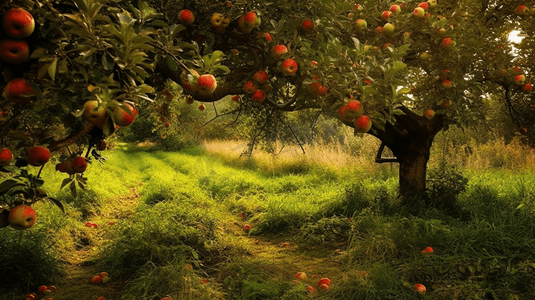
[1,144,535,299]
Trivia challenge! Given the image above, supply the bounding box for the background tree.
[0,0,534,213]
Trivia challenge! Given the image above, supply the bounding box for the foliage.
[426,160,468,213]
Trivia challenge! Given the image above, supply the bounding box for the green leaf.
[166,56,178,71]
[48,198,65,214]
[0,180,24,196]
[48,58,58,81]
[102,53,115,70]
[60,178,73,190]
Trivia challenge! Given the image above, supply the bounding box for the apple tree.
[0,0,534,222]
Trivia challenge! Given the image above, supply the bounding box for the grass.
[1,137,535,299]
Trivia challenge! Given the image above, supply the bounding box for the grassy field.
[1,139,535,299]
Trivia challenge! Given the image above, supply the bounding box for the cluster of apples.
[23,284,57,300]
[82,99,137,131]
[242,70,270,103]
[514,5,535,16]
[1,7,37,105]
[499,67,532,94]
[293,272,332,294]
[91,271,111,284]
[338,99,372,133]
[307,74,329,97]
[55,155,88,175]
[271,44,299,76]
[412,246,435,295]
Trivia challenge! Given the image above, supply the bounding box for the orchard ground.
[2,133,535,299]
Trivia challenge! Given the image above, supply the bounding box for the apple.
[383,23,395,35]
[113,103,137,126]
[198,103,205,111]
[317,278,331,286]
[354,115,372,133]
[243,81,258,94]
[210,13,224,27]
[413,283,426,294]
[161,298,172,300]
[520,127,528,135]
[262,32,272,41]
[437,27,447,36]
[96,140,107,151]
[4,78,35,104]
[295,272,307,280]
[345,100,364,118]
[2,8,35,39]
[442,80,452,89]
[91,275,103,284]
[514,74,526,86]
[243,224,252,231]
[319,283,329,290]
[375,26,383,34]
[197,74,217,95]
[514,5,529,16]
[301,19,314,32]
[72,156,87,173]
[317,85,328,96]
[0,148,14,166]
[440,99,451,108]
[253,70,269,84]
[413,7,425,18]
[231,95,240,102]
[8,204,36,230]
[381,11,392,22]
[56,159,75,174]
[0,39,29,64]
[418,2,430,9]
[428,0,438,8]
[25,293,36,300]
[185,96,195,104]
[521,83,532,93]
[421,246,434,254]
[38,285,48,293]
[441,37,455,49]
[83,100,107,124]
[27,146,50,166]
[355,19,367,30]
[251,90,265,103]
[101,276,111,283]
[48,286,57,292]
[236,15,254,34]
[271,44,288,61]
[425,109,435,120]
[419,52,431,60]
[178,9,195,25]
[244,11,261,27]
[281,59,298,75]
[108,221,115,225]
[305,286,315,293]
[97,297,106,300]
[281,242,290,247]
[390,5,401,13]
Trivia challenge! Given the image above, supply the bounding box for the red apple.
[306,286,315,293]
[231,95,240,102]
[295,272,307,280]
[413,283,426,294]
[37,285,48,293]
[301,19,314,32]
[381,11,392,22]
[72,156,87,173]
[355,19,367,30]
[113,103,137,126]
[271,44,288,61]
[421,246,434,254]
[521,83,532,93]
[27,146,50,166]
[0,39,29,64]
[178,9,195,25]
[281,59,298,75]
[262,32,272,41]
[252,70,268,84]
[442,79,452,89]
[0,148,14,166]
[243,81,258,94]
[390,5,401,13]
[418,2,430,10]
[244,11,261,27]
[345,100,364,119]
[243,224,252,231]
[2,8,35,38]
[354,115,372,133]
[83,100,107,124]
[425,109,435,120]
[317,278,331,286]
[251,90,265,103]
[4,77,35,104]
[441,37,455,49]
[514,5,529,16]
[198,103,205,111]
[197,74,217,96]
[8,204,36,230]
[91,275,102,284]
[319,283,329,290]
[514,74,526,86]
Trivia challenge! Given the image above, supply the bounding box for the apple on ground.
[178,9,195,25]
[113,103,137,126]
[91,275,103,284]
[414,283,426,294]
[38,285,48,293]
[0,39,30,64]
[8,204,36,230]
[83,100,107,124]
[2,8,35,38]
[27,146,50,166]
[97,297,106,300]
[0,148,14,166]
[354,115,372,133]
[243,224,252,231]
[281,59,298,75]
[281,242,290,247]
[317,278,331,286]
[319,283,329,290]
[421,246,434,254]
[271,44,288,61]
[425,109,435,120]
[355,19,367,30]
[306,286,315,293]
[295,272,307,280]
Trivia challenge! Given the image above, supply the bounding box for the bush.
[427,161,468,214]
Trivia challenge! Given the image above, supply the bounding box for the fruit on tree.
[345,100,364,119]
[295,272,307,280]
[390,5,401,13]
[418,2,430,9]
[197,74,217,96]
[271,45,288,61]
[243,81,258,94]
[2,8,35,39]
[8,204,36,230]
[514,74,526,86]
[198,103,205,111]
[72,156,88,173]
[428,0,438,8]
[113,103,137,126]
[383,23,395,35]
[413,283,426,294]
[514,5,529,16]
[252,70,269,84]
[210,13,225,27]
[419,52,431,60]
[0,39,29,64]
[0,148,14,166]
[442,79,452,89]
[178,9,195,25]
[381,11,392,22]
[281,59,298,75]
[354,115,372,133]
[56,159,75,174]
[301,19,314,32]
[425,109,435,120]
[441,37,455,49]
[251,90,265,103]
[521,83,532,93]
[244,11,261,27]
[355,19,367,30]
[83,100,107,124]
[413,7,425,18]
[4,77,35,104]
[27,146,50,166]
[96,140,107,151]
